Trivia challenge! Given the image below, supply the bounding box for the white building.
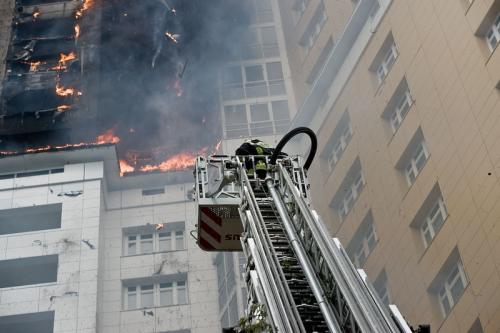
[0,145,220,333]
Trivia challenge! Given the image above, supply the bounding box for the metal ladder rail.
[258,184,331,332]
[256,187,329,332]
[265,178,343,333]
[239,168,305,332]
[277,163,403,332]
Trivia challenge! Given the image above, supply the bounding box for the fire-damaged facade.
[0,0,100,139]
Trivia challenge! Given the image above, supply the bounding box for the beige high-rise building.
[276,0,500,332]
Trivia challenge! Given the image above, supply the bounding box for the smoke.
[96,0,250,166]
[0,0,251,171]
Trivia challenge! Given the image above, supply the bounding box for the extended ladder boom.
[195,153,414,332]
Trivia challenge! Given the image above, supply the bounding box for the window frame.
[420,198,448,248]
[124,226,186,256]
[125,280,188,310]
[405,141,429,186]
[390,90,413,133]
[327,122,353,171]
[376,43,398,83]
[438,261,468,317]
[339,171,365,219]
[486,13,500,53]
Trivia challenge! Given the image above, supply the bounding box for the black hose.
[270,127,317,170]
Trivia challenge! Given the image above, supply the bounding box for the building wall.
[0,159,220,333]
[98,182,220,333]
[0,163,103,333]
[278,0,500,332]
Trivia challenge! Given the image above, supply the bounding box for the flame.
[119,159,135,176]
[52,52,77,71]
[33,9,41,18]
[155,223,164,230]
[57,105,71,112]
[0,129,121,158]
[138,146,209,173]
[96,128,120,144]
[56,82,82,97]
[75,0,94,18]
[165,32,178,43]
[22,60,45,72]
[75,24,81,39]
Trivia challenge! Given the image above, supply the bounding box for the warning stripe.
[199,236,216,250]
[200,207,222,226]
[200,220,221,243]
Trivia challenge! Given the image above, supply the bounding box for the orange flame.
[22,60,45,72]
[33,9,41,18]
[165,32,178,43]
[119,159,135,176]
[57,105,71,112]
[75,24,81,39]
[0,130,121,157]
[52,52,77,71]
[96,128,120,144]
[139,146,209,173]
[155,223,164,230]
[75,0,94,18]
[56,82,82,97]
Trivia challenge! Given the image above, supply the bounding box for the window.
[348,212,378,268]
[322,112,353,172]
[382,78,413,134]
[159,281,187,306]
[486,13,500,52]
[124,222,186,255]
[0,167,64,180]
[429,248,468,317]
[331,159,365,220]
[307,38,334,84]
[404,140,429,186]
[293,0,310,23]
[0,311,54,333]
[390,90,412,132]
[339,171,365,218]
[373,270,390,306]
[248,0,273,24]
[370,33,398,84]
[142,188,165,196]
[438,260,468,316]
[421,198,447,248]
[0,203,62,235]
[245,65,264,82]
[224,105,248,137]
[299,2,327,55]
[140,234,154,254]
[125,278,188,310]
[0,255,58,288]
[242,26,279,59]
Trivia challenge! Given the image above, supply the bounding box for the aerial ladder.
[193,128,428,333]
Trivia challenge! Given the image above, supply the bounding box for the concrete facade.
[0,147,220,333]
[277,0,500,332]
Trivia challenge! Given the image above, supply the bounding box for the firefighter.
[236,139,286,179]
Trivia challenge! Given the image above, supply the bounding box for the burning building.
[0,0,250,175]
[0,0,253,332]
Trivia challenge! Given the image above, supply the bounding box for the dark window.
[0,311,54,333]
[0,204,62,235]
[17,170,50,178]
[0,255,58,288]
[142,188,165,196]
